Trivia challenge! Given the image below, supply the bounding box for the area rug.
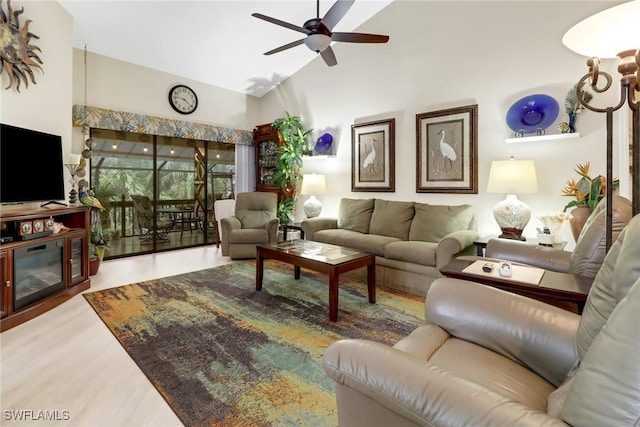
[84,260,425,426]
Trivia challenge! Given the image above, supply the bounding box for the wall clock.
[168,84,198,114]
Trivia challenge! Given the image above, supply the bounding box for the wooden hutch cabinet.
[0,205,90,332]
[253,123,283,197]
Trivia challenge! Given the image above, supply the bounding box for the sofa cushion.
[369,199,415,240]
[569,196,632,282]
[409,203,474,242]
[384,241,437,267]
[562,278,640,426]
[313,229,363,248]
[337,198,375,233]
[228,228,269,244]
[343,233,399,257]
[576,214,640,360]
[313,229,397,256]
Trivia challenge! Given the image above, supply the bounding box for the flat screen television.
[0,123,66,205]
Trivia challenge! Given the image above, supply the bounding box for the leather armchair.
[220,192,279,259]
[485,196,632,286]
[324,213,640,427]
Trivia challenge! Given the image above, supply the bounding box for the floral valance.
[72,105,253,146]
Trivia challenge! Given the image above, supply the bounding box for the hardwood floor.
[1,245,234,426]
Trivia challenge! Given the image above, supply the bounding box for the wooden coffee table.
[440,259,590,313]
[256,240,376,322]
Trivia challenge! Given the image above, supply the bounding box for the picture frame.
[351,118,395,192]
[416,104,478,193]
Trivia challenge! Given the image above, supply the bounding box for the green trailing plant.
[272,112,312,224]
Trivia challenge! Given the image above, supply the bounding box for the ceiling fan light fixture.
[304,34,331,52]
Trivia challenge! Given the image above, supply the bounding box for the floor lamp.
[562,0,639,252]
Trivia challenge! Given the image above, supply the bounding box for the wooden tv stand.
[0,205,91,332]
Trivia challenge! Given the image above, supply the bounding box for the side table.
[440,259,589,313]
[473,235,567,257]
[281,223,305,241]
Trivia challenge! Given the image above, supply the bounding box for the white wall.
[70,50,256,192]
[0,0,73,204]
[251,0,628,246]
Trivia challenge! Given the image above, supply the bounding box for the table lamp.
[301,174,326,218]
[487,157,538,240]
[64,153,82,204]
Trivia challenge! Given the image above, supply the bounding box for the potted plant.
[561,162,619,239]
[92,184,119,239]
[272,112,312,224]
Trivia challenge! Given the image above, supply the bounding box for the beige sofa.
[300,198,478,296]
[323,213,640,426]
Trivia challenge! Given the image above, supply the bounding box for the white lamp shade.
[562,1,640,58]
[301,174,326,196]
[487,159,538,195]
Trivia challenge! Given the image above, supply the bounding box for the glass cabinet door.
[68,235,88,286]
[253,124,281,194]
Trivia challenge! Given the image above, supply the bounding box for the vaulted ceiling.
[58,0,393,98]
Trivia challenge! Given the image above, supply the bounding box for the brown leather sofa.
[485,196,632,286]
[323,213,640,426]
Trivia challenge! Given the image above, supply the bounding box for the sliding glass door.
[89,129,235,259]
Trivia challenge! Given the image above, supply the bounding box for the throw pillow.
[369,199,414,240]
[409,203,474,242]
[337,198,374,233]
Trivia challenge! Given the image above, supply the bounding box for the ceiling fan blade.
[252,13,310,35]
[321,0,354,30]
[331,32,389,43]
[320,46,338,67]
[264,39,305,55]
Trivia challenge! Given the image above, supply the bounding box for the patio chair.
[131,195,174,243]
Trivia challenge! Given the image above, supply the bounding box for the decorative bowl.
[506,94,559,136]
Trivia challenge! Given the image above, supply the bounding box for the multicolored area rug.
[84,260,425,426]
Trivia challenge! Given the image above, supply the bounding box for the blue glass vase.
[568,113,576,133]
[315,133,333,155]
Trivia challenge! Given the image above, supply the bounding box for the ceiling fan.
[252,0,389,67]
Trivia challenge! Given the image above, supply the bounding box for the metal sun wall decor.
[0,0,43,92]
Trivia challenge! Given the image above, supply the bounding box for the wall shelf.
[505,132,580,144]
[302,155,336,159]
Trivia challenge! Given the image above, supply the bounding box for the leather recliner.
[323,213,640,426]
[484,196,632,286]
[220,191,279,259]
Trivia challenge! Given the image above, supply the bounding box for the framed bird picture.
[351,118,395,192]
[416,104,478,194]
